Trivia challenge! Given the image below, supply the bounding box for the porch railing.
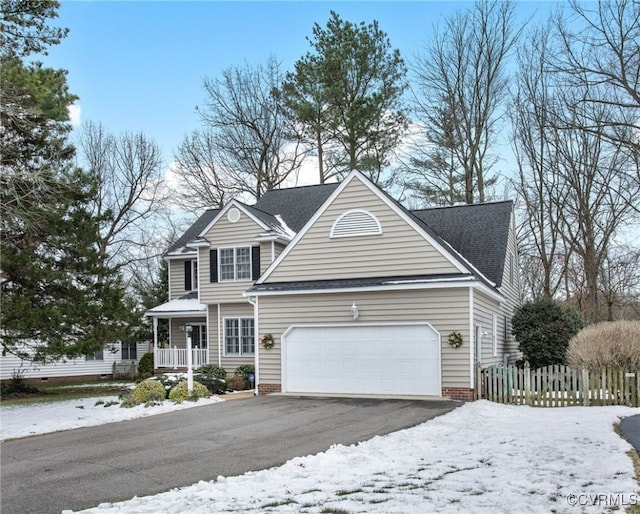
[154,347,208,369]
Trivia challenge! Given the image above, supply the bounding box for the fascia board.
[245,279,505,303]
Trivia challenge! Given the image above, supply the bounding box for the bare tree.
[553,0,639,159]
[551,90,638,322]
[511,26,570,299]
[599,245,640,321]
[193,57,305,201]
[173,129,236,210]
[77,121,168,283]
[411,0,519,204]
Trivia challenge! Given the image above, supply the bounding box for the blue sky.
[44,1,552,169]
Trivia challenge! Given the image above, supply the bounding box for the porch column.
[186,324,193,393]
[153,317,158,371]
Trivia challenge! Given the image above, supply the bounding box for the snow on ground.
[2,397,638,514]
[0,394,223,441]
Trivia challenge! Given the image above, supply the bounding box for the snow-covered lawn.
[1,397,639,513]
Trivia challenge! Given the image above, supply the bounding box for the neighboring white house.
[0,342,148,382]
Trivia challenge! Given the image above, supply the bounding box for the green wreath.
[260,334,275,350]
[447,331,463,349]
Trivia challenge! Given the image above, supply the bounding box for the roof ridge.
[411,200,513,213]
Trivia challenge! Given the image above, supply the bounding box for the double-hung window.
[224,318,255,355]
[219,247,251,281]
[121,342,138,361]
[85,349,104,361]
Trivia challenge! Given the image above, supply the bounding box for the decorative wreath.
[260,334,275,350]
[447,331,463,349]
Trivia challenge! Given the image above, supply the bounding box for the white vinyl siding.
[265,179,460,283]
[0,342,149,381]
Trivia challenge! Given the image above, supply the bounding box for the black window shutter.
[251,246,260,280]
[184,260,192,291]
[210,250,218,283]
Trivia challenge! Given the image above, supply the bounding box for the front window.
[191,259,198,291]
[219,247,251,281]
[224,318,254,355]
[121,342,137,361]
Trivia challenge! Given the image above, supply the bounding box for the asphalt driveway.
[1,395,459,514]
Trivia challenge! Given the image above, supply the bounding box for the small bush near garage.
[122,379,165,407]
[234,364,255,389]
[226,375,247,391]
[194,364,226,394]
[567,321,640,371]
[512,297,585,368]
[137,352,154,378]
[168,380,210,403]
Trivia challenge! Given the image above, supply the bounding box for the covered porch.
[145,293,209,371]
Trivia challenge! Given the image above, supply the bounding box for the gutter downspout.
[217,304,222,367]
[247,295,259,396]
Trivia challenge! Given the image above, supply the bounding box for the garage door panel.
[284,324,440,396]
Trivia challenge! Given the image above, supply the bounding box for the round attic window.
[227,208,241,223]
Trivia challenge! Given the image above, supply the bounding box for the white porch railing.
[155,347,208,369]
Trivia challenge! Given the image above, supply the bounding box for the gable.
[261,175,464,283]
[201,205,266,246]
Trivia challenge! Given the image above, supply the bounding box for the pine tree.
[1,0,136,361]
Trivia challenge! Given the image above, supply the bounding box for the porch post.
[152,317,158,371]
[186,324,193,393]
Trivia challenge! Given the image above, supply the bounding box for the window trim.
[492,314,498,357]
[330,209,382,238]
[85,349,104,361]
[190,258,198,291]
[218,246,252,282]
[223,317,255,356]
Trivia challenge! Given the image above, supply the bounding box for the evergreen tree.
[1,0,135,361]
[282,11,408,185]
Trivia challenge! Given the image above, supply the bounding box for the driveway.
[1,395,459,514]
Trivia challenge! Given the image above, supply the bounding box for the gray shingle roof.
[253,183,340,232]
[166,208,220,255]
[411,201,513,287]
[166,180,513,291]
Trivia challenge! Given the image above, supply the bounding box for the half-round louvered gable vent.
[330,209,382,238]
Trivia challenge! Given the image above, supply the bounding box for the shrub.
[226,374,248,391]
[168,380,210,403]
[512,297,585,369]
[137,352,154,378]
[152,374,183,398]
[0,371,40,398]
[194,364,226,394]
[567,321,640,371]
[196,364,226,380]
[130,379,165,407]
[234,364,255,386]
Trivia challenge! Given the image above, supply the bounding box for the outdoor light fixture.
[351,303,359,320]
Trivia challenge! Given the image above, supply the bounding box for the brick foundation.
[258,383,282,395]
[442,387,476,401]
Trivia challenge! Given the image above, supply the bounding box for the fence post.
[524,362,531,406]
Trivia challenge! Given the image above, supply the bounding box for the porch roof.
[145,292,207,318]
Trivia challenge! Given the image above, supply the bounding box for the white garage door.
[283,324,441,396]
